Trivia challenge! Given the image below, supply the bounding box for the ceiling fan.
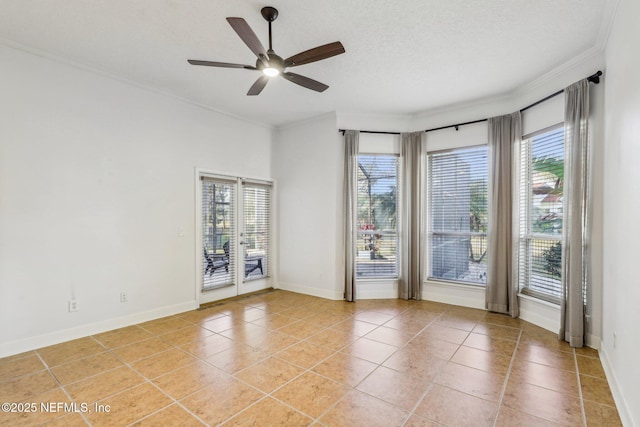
[188,6,345,96]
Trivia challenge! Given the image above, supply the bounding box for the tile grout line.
[400,382,437,426]
[574,347,588,427]
[35,336,113,426]
[214,394,309,426]
[399,311,486,426]
[65,327,220,426]
[374,310,488,426]
[20,317,295,427]
[221,307,444,424]
[168,315,352,425]
[310,309,463,426]
[33,350,94,426]
[211,314,367,425]
[101,340,211,427]
[491,327,523,427]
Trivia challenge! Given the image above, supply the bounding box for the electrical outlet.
[120,292,128,303]
[613,332,617,349]
[69,299,79,312]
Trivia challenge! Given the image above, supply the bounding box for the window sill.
[426,278,486,289]
[356,277,398,283]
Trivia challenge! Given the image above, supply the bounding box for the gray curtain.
[486,112,521,317]
[399,132,424,300]
[560,79,591,347]
[344,130,359,302]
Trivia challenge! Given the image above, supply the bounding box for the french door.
[198,173,272,304]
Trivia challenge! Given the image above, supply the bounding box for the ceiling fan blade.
[188,60,257,70]
[247,75,269,96]
[282,72,329,92]
[284,41,345,67]
[226,17,268,61]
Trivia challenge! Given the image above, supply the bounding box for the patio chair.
[204,241,230,276]
[244,256,263,277]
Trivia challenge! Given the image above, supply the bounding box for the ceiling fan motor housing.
[257,51,285,73]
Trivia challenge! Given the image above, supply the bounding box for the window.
[518,126,564,302]
[242,181,271,280]
[356,154,399,278]
[202,177,236,290]
[427,146,488,285]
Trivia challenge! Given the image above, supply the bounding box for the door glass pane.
[202,178,236,290]
[243,183,270,281]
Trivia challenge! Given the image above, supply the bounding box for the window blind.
[242,181,271,281]
[201,177,236,290]
[356,154,399,278]
[518,126,564,302]
[427,145,488,285]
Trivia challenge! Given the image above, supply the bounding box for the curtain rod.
[339,70,602,135]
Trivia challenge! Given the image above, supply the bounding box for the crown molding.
[274,111,338,132]
[410,91,512,123]
[513,46,605,100]
[595,0,621,52]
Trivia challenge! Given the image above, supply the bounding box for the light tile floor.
[0,290,622,426]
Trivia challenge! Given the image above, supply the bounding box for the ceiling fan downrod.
[261,6,278,52]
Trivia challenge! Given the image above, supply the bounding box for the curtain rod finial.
[588,70,603,84]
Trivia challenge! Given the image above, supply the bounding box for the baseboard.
[356,288,398,299]
[0,300,197,358]
[275,281,400,300]
[356,280,398,299]
[275,281,343,300]
[585,333,601,350]
[600,347,636,427]
[421,280,485,309]
[517,294,560,333]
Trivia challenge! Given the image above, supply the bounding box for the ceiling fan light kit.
[188,6,345,96]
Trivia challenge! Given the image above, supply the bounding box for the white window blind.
[356,155,399,278]
[518,126,564,302]
[202,177,236,290]
[427,146,488,285]
[242,181,271,281]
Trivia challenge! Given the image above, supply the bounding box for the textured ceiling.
[0,0,614,127]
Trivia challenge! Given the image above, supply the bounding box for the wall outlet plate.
[69,299,79,312]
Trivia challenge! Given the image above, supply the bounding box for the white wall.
[272,114,344,299]
[601,0,640,424]
[0,45,272,356]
